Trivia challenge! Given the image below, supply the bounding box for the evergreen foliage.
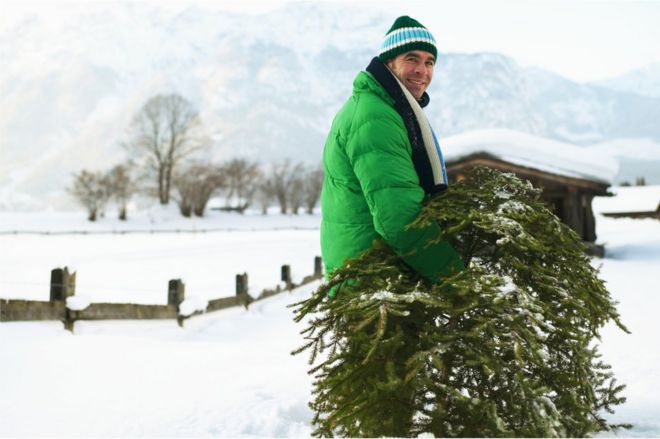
[291,166,630,437]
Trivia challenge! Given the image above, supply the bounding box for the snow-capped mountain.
[1,2,659,209]
[525,67,660,143]
[430,53,546,137]
[426,55,659,145]
[593,63,660,98]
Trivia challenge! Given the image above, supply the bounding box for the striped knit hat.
[378,16,437,62]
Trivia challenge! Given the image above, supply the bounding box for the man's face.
[385,50,435,100]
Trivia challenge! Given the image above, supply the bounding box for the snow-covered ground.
[0,207,321,304]
[590,210,660,436]
[0,284,319,437]
[1,199,659,436]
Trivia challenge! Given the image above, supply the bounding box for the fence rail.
[0,256,324,332]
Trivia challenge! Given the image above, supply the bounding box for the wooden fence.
[0,256,324,331]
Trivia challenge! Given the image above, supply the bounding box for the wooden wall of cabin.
[491,174,597,243]
[583,194,597,242]
[447,164,601,243]
[539,185,597,243]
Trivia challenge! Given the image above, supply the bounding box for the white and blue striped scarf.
[366,57,448,194]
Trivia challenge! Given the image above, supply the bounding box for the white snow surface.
[0,208,321,303]
[178,297,209,317]
[593,185,660,214]
[442,128,619,184]
[65,295,91,311]
[1,206,659,436]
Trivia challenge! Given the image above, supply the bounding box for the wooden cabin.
[442,129,618,255]
[594,185,660,220]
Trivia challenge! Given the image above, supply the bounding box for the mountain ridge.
[593,63,660,98]
[1,2,659,209]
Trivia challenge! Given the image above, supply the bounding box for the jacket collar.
[353,70,394,104]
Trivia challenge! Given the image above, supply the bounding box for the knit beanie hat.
[378,16,437,62]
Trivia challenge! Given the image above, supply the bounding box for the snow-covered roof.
[441,129,619,185]
[593,185,660,215]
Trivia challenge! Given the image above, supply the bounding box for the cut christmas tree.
[292,166,630,437]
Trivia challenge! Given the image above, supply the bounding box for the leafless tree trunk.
[220,158,261,213]
[192,164,225,217]
[68,170,111,221]
[125,94,206,205]
[106,164,136,220]
[172,172,195,217]
[256,179,276,215]
[304,166,324,214]
[172,162,225,218]
[265,160,304,214]
[289,176,305,215]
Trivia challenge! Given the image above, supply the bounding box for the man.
[320,16,463,290]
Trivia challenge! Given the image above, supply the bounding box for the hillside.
[2,2,659,209]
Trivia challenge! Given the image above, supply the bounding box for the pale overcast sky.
[337,0,660,82]
[3,0,659,82]
[418,0,660,82]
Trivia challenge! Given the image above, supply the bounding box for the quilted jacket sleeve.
[345,113,464,282]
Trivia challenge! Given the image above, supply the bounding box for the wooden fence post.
[168,279,186,306]
[50,267,76,301]
[314,256,323,278]
[168,279,185,327]
[51,267,76,332]
[281,264,292,290]
[236,273,251,308]
[236,273,248,296]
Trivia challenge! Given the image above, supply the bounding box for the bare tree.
[289,176,305,215]
[265,160,305,214]
[220,158,261,213]
[304,166,324,214]
[125,93,206,205]
[69,170,111,221]
[192,164,225,217]
[172,162,225,218]
[171,170,195,218]
[106,164,136,220]
[256,179,276,215]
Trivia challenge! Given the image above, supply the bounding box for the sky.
[349,0,660,82]
[1,0,659,82]
[420,0,660,82]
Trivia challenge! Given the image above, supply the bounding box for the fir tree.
[291,166,630,437]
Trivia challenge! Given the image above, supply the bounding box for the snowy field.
[1,200,659,436]
[0,208,321,304]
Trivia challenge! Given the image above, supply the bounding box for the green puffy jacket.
[321,70,464,283]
